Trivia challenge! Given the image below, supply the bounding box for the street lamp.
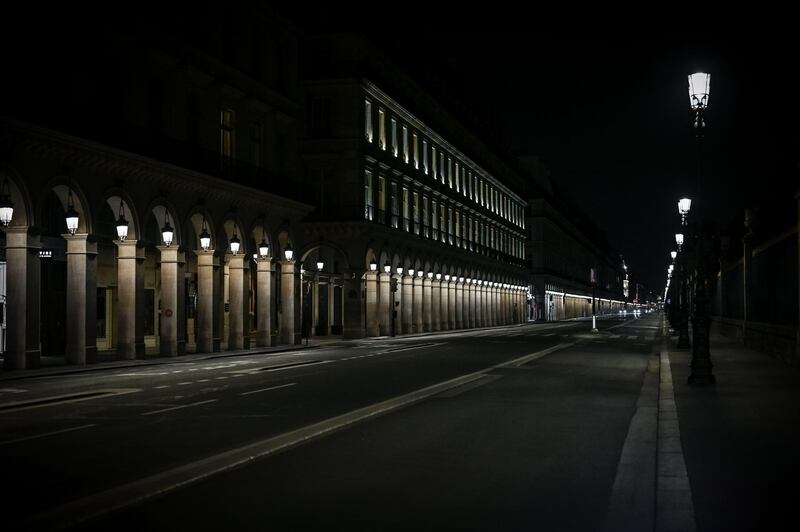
[396,264,403,276]
[0,176,14,227]
[383,261,391,275]
[161,212,174,247]
[686,72,714,385]
[115,198,129,241]
[444,274,450,282]
[688,72,710,129]
[258,231,269,258]
[229,225,241,255]
[369,257,377,272]
[678,197,692,225]
[284,244,294,262]
[199,216,211,251]
[675,232,684,251]
[670,250,677,261]
[65,188,79,235]
[436,273,442,281]
[427,271,433,279]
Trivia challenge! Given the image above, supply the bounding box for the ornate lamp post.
[0,176,14,227]
[162,213,174,247]
[687,71,715,385]
[675,231,690,348]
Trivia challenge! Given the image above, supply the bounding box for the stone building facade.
[0,9,529,369]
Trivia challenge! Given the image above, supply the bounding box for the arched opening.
[300,242,349,338]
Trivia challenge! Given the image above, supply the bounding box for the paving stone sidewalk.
[668,330,800,532]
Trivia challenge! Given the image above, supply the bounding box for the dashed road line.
[238,382,297,396]
[141,399,218,416]
[0,424,97,446]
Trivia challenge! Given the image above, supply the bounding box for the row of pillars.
[364,273,526,336]
[3,227,302,369]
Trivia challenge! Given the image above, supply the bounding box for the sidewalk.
[667,329,800,531]
[0,338,343,382]
[0,322,534,382]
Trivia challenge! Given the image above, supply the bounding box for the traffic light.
[390,277,398,293]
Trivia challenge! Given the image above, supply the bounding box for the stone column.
[423,276,433,332]
[431,279,441,331]
[343,270,365,339]
[64,234,97,365]
[379,272,391,336]
[402,274,413,334]
[448,280,457,329]
[440,279,450,331]
[115,240,144,360]
[413,275,423,333]
[195,250,215,353]
[158,245,181,356]
[256,258,273,346]
[4,227,41,369]
[176,253,186,355]
[227,254,246,350]
[280,260,299,344]
[466,281,474,328]
[213,254,224,351]
[365,271,379,337]
[475,283,483,327]
[455,280,463,329]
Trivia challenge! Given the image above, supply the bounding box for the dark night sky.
[282,8,799,294]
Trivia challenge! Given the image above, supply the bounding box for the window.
[378,108,386,150]
[391,182,399,228]
[378,176,386,224]
[402,186,410,232]
[455,210,461,246]
[439,203,446,243]
[220,108,235,163]
[413,191,420,235]
[455,162,460,192]
[423,139,428,174]
[364,169,373,220]
[365,99,373,142]
[402,126,409,163]
[431,199,439,239]
[448,157,453,188]
[422,195,430,238]
[391,117,398,156]
[412,132,419,168]
[440,153,445,184]
[447,206,453,245]
[431,146,437,179]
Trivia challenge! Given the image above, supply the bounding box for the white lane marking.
[215,377,229,380]
[197,379,210,383]
[238,382,297,396]
[0,389,141,414]
[604,355,658,531]
[176,382,192,386]
[0,388,27,393]
[657,352,696,531]
[154,385,169,389]
[627,335,638,340]
[141,399,218,416]
[261,360,334,373]
[117,372,170,376]
[543,333,556,337]
[496,343,575,368]
[0,424,97,446]
[29,342,578,530]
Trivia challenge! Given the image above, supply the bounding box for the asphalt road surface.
[1,314,662,531]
